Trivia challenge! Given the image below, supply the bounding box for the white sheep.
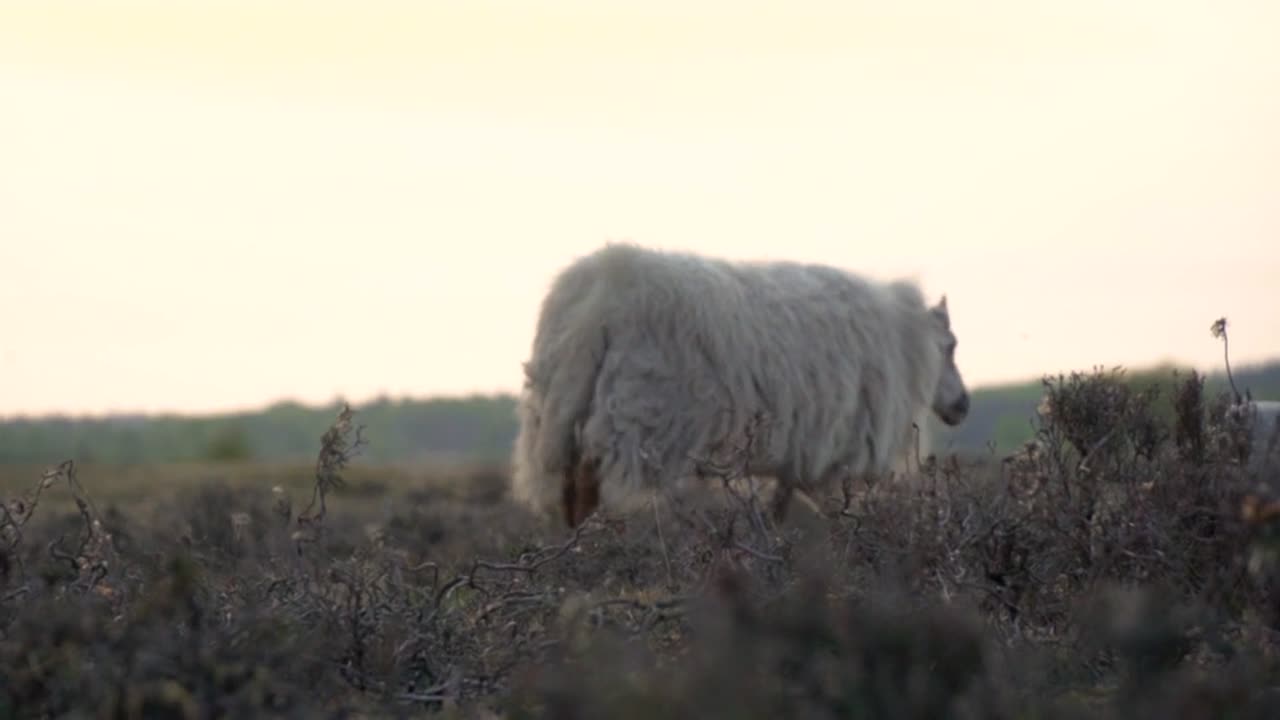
[510,243,971,527]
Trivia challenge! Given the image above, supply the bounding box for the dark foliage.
[3,374,1280,718]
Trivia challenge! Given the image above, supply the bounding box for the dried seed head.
[1210,317,1228,339]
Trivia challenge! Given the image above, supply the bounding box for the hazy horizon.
[5,353,1280,424]
[3,1,1278,418]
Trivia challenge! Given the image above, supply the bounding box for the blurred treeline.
[0,395,517,466]
[2,362,1277,466]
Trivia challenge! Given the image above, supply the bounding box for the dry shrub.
[507,577,997,720]
[3,375,1280,718]
[1174,369,1208,464]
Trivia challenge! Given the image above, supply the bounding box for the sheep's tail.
[509,306,610,518]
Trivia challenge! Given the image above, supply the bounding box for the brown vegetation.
[3,365,1280,718]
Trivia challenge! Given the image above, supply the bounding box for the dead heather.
[2,371,1280,719]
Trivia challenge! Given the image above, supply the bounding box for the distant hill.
[2,361,1277,467]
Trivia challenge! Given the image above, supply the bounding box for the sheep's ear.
[929,294,951,329]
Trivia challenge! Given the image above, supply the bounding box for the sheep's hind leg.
[561,457,602,528]
[560,465,578,528]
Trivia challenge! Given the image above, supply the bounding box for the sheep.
[510,242,971,528]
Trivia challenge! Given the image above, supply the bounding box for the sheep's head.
[929,295,970,427]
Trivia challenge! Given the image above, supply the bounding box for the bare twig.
[296,403,367,542]
[1076,427,1119,475]
[472,520,591,577]
[653,494,676,588]
[1211,317,1243,405]
[733,541,784,564]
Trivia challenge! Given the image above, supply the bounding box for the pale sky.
[2,1,1277,417]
